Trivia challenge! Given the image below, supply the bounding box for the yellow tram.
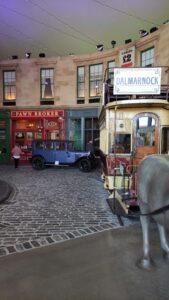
[99,66,169,218]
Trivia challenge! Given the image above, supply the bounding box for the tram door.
[133,113,159,166]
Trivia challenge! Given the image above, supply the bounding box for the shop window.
[35,132,42,139]
[85,118,99,149]
[69,119,82,150]
[26,132,33,140]
[15,132,25,146]
[77,66,85,99]
[112,134,131,154]
[40,69,54,103]
[89,64,103,98]
[3,71,16,104]
[141,47,154,67]
[136,116,155,146]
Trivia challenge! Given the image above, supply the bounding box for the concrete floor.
[0,224,169,300]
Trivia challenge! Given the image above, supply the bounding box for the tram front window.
[112,134,131,154]
[136,116,155,147]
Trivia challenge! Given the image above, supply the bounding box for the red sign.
[119,46,135,68]
[11,110,65,119]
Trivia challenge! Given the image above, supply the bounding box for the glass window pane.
[141,48,154,67]
[89,64,103,97]
[41,69,54,99]
[136,116,156,146]
[3,71,16,101]
[85,118,92,129]
[77,66,85,98]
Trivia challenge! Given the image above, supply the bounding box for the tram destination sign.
[114,67,161,95]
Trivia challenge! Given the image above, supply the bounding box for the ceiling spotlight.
[12,55,18,59]
[139,30,149,38]
[111,40,116,48]
[39,53,46,57]
[25,52,31,58]
[96,44,104,52]
[125,39,132,44]
[150,27,158,33]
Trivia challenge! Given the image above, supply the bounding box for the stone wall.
[0,23,168,109]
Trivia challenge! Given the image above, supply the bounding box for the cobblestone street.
[0,165,136,256]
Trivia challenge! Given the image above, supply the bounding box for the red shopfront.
[11,109,66,161]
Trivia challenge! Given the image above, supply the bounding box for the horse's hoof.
[136,257,155,270]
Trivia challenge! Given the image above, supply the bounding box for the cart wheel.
[32,156,45,170]
[79,158,91,172]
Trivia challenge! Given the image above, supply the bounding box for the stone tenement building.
[0,22,169,163]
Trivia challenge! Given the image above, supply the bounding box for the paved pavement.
[0,164,137,256]
[0,179,13,204]
[0,225,169,300]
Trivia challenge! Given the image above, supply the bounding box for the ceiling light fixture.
[139,30,149,38]
[25,52,31,58]
[39,53,46,57]
[150,27,158,33]
[125,39,132,44]
[111,40,116,48]
[12,55,18,59]
[96,44,104,52]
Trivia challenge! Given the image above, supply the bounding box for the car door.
[44,140,55,163]
[65,141,76,164]
[54,141,68,164]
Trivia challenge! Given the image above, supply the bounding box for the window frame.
[3,70,16,103]
[84,117,99,149]
[40,68,54,101]
[107,60,115,85]
[77,66,85,99]
[89,63,103,98]
[141,47,154,67]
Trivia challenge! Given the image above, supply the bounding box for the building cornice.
[135,32,160,49]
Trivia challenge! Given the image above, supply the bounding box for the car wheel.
[79,158,91,172]
[32,156,45,170]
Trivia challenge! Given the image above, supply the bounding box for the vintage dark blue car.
[31,140,96,172]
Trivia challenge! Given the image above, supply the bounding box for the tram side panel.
[99,108,169,194]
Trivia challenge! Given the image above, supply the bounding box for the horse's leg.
[139,215,153,269]
[157,222,169,258]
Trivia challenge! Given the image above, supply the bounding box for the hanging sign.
[114,67,161,95]
[11,110,65,119]
[119,46,135,68]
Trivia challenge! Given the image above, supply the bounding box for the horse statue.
[137,155,169,269]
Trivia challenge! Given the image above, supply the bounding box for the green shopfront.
[66,108,99,151]
[0,110,10,163]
